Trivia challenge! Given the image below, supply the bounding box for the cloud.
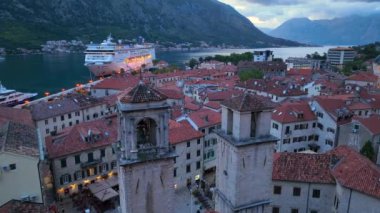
[219,0,380,28]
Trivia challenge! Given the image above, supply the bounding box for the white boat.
[84,34,156,77]
[0,82,38,107]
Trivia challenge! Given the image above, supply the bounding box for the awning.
[88,181,110,194]
[105,176,118,187]
[94,188,119,202]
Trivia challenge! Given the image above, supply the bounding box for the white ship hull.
[84,35,156,77]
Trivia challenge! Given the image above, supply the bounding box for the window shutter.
[68,175,72,183]
[74,172,77,181]
[106,163,109,171]
[60,177,63,185]
[87,169,90,176]
[99,165,103,174]
[82,170,85,178]
[94,167,97,175]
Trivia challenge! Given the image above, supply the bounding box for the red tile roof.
[158,89,184,100]
[93,76,140,90]
[0,107,34,127]
[222,93,277,112]
[169,120,204,145]
[272,101,317,124]
[204,101,221,111]
[347,72,378,83]
[329,146,380,199]
[120,83,167,103]
[287,68,313,76]
[274,146,380,199]
[45,116,117,158]
[272,152,335,184]
[188,108,221,129]
[355,115,380,135]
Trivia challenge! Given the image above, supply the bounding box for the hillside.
[0,0,299,49]
[269,14,380,45]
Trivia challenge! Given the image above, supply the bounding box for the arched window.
[136,118,157,149]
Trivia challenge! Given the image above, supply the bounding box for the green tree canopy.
[360,140,375,161]
[238,69,264,81]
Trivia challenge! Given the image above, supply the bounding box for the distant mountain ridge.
[269,14,380,45]
[0,0,299,49]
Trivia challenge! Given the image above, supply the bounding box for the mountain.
[269,14,380,45]
[0,0,299,49]
[259,27,274,34]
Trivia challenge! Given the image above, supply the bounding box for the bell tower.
[117,81,175,213]
[215,94,278,213]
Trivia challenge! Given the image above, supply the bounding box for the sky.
[219,0,380,29]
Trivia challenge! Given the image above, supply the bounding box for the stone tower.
[215,94,278,213]
[117,81,175,213]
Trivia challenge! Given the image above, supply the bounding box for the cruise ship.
[84,35,156,77]
[0,82,38,107]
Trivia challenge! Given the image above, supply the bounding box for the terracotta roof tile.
[347,72,378,83]
[272,101,317,124]
[188,108,221,129]
[45,116,117,158]
[169,120,204,145]
[354,115,380,135]
[120,82,167,103]
[222,93,277,112]
[272,152,335,184]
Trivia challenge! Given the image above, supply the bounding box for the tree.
[360,140,375,161]
[238,69,264,81]
[188,58,198,69]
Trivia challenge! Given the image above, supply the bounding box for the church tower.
[215,94,278,213]
[117,81,175,213]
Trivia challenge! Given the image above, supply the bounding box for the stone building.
[270,101,318,153]
[0,107,43,205]
[338,115,380,164]
[215,94,278,213]
[272,146,380,213]
[45,116,118,197]
[169,120,204,189]
[117,82,175,213]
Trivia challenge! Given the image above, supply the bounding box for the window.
[69,122,72,126]
[45,120,48,125]
[46,128,50,134]
[197,139,201,145]
[68,113,72,119]
[75,155,81,164]
[317,112,324,118]
[62,124,65,129]
[273,185,282,194]
[291,209,299,213]
[325,140,333,146]
[196,161,201,169]
[74,170,83,180]
[111,161,117,169]
[75,111,80,116]
[186,164,191,173]
[99,163,108,173]
[9,163,16,170]
[312,189,320,198]
[317,123,324,130]
[88,152,94,162]
[173,168,177,177]
[61,115,64,121]
[272,207,280,213]
[101,149,105,158]
[283,139,291,144]
[61,174,71,185]
[197,150,201,157]
[312,122,316,128]
[272,123,279,130]
[187,141,190,147]
[310,210,318,213]
[61,159,67,168]
[293,187,301,196]
[187,153,191,160]
[201,129,205,134]
[76,120,79,124]
[327,128,335,134]
[53,117,56,122]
